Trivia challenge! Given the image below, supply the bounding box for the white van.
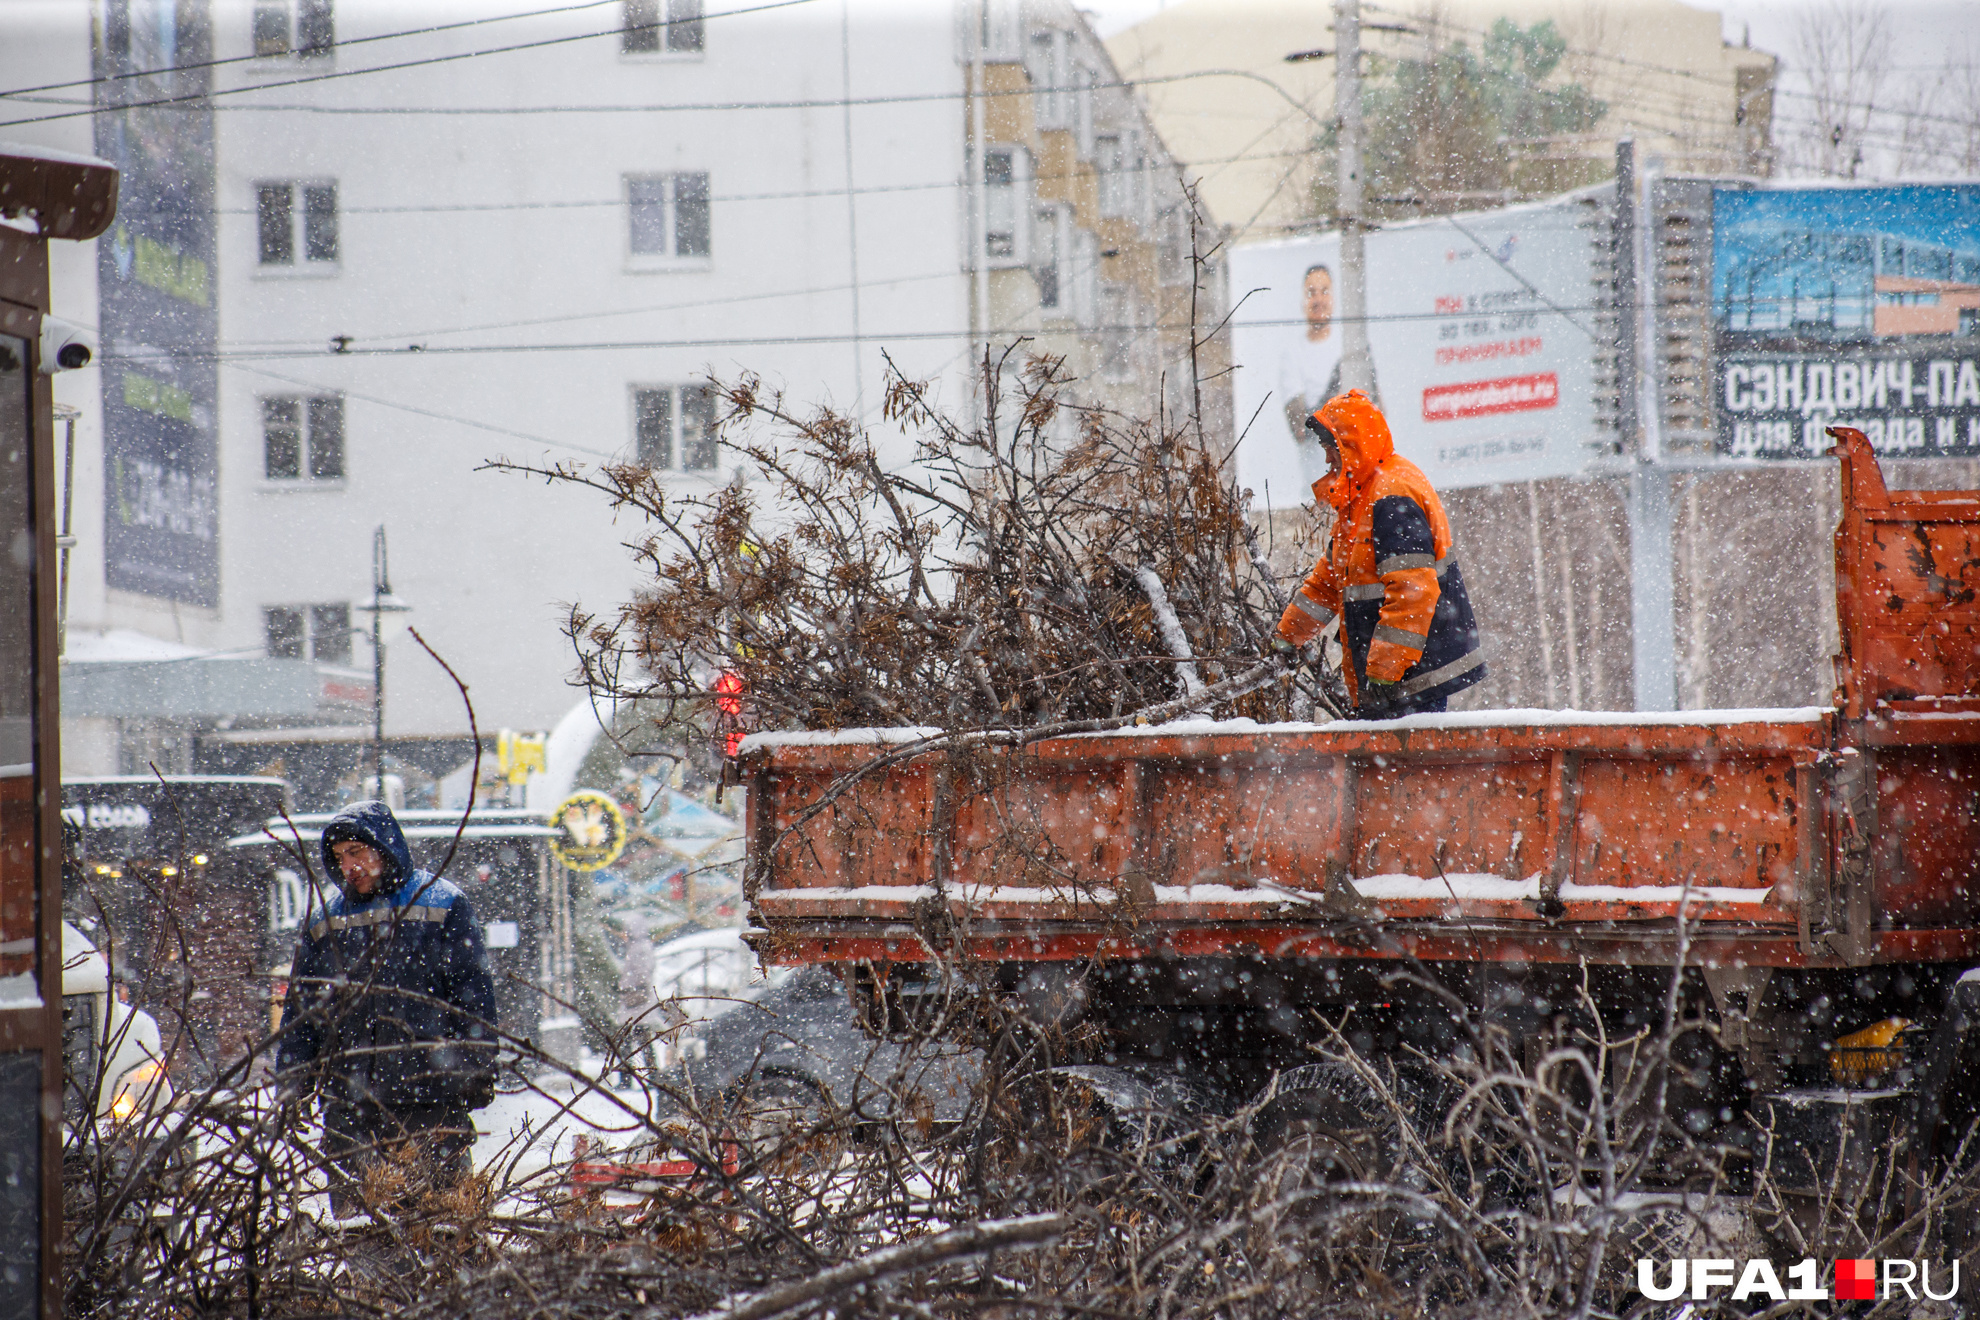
[61,922,172,1126]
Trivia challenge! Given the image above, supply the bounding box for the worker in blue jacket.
[276,799,498,1213]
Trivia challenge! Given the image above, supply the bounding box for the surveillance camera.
[38,316,95,373]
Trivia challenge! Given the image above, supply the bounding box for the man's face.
[331,840,387,897]
[1308,419,1343,478]
[1303,269,1334,336]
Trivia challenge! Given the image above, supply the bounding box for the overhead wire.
[0,0,622,99]
[101,144,1313,223]
[0,0,823,129]
[228,267,965,347]
[225,360,620,459]
[111,294,1810,366]
[1360,1,1980,133]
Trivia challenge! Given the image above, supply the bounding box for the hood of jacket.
[319,799,417,895]
[1310,390,1395,511]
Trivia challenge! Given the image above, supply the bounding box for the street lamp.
[355,524,412,796]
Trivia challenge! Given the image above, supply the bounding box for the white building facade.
[4,0,1219,801]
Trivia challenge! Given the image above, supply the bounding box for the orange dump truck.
[738,428,1980,1186]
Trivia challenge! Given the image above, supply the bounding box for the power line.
[232,267,965,347]
[1,68,1298,130]
[1361,2,1980,133]
[101,300,1720,365]
[227,361,621,459]
[0,0,822,130]
[0,0,620,100]
[98,144,1307,226]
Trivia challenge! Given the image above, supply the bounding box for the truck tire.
[729,1072,842,1174]
[975,1064,1205,1211]
[1247,1061,1443,1284]
[1252,1061,1416,1186]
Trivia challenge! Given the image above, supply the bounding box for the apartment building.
[2,0,1223,800]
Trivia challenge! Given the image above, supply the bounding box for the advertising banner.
[1230,196,1603,507]
[1713,185,1980,460]
[93,0,219,606]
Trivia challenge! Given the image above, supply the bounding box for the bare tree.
[1785,0,1893,178]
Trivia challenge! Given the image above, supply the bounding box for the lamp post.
[1333,0,1374,396]
[356,525,412,796]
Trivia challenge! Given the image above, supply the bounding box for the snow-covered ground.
[471,1062,680,1192]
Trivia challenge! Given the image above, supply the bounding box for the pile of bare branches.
[488,347,1338,751]
[64,907,1980,1320]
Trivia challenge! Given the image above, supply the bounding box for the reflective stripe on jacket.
[277,800,498,1112]
[1275,390,1485,706]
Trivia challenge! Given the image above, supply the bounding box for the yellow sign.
[496,729,548,787]
[548,790,628,872]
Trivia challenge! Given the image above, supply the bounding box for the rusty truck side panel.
[743,430,1980,974]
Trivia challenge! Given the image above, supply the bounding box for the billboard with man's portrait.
[1713,184,1980,460]
[1230,195,1604,507]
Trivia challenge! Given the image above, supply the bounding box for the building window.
[975,147,1030,267]
[1034,204,1071,311]
[627,173,711,264]
[633,385,718,471]
[985,150,1017,260]
[310,603,352,663]
[1157,204,1192,285]
[622,0,703,54]
[962,0,1021,62]
[1027,29,1072,131]
[1074,65,1095,158]
[1127,131,1149,221]
[1096,136,1127,216]
[1070,228,1099,329]
[1098,283,1135,381]
[257,181,338,267]
[265,604,352,661]
[262,395,344,481]
[265,607,305,659]
[254,0,333,57]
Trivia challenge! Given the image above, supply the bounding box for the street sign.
[548,789,628,872]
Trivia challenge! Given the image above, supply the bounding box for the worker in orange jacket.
[1274,390,1485,719]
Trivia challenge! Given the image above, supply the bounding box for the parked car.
[61,921,173,1129]
[663,964,980,1128]
[650,926,785,1024]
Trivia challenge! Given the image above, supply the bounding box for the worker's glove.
[1354,679,1406,721]
[274,1076,312,1116]
[1270,635,1299,660]
[461,1073,498,1111]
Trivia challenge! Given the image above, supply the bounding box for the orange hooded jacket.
[1275,391,1485,707]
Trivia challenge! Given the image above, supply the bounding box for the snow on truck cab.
[737,427,1980,1213]
[61,921,172,1128]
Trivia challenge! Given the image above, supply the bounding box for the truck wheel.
[1248,1061,1440,1281]
[729,1073,842,1174]
[975,1065,1195,1210]
[1252,1061,1412,1186]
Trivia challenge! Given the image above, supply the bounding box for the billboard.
[93,0,219,605]
[1713,184,1980,460]
[1230,196,1603,506]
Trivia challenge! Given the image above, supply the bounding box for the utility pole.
[1615,139,1676,712]
[968,0,990,416]
[359,525,412,797]
[1334,0,1374,395]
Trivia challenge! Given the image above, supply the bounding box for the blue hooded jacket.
[276,800,499,1112]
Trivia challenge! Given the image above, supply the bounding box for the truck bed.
[742,703,1977,971]
[742,431,1980,976]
